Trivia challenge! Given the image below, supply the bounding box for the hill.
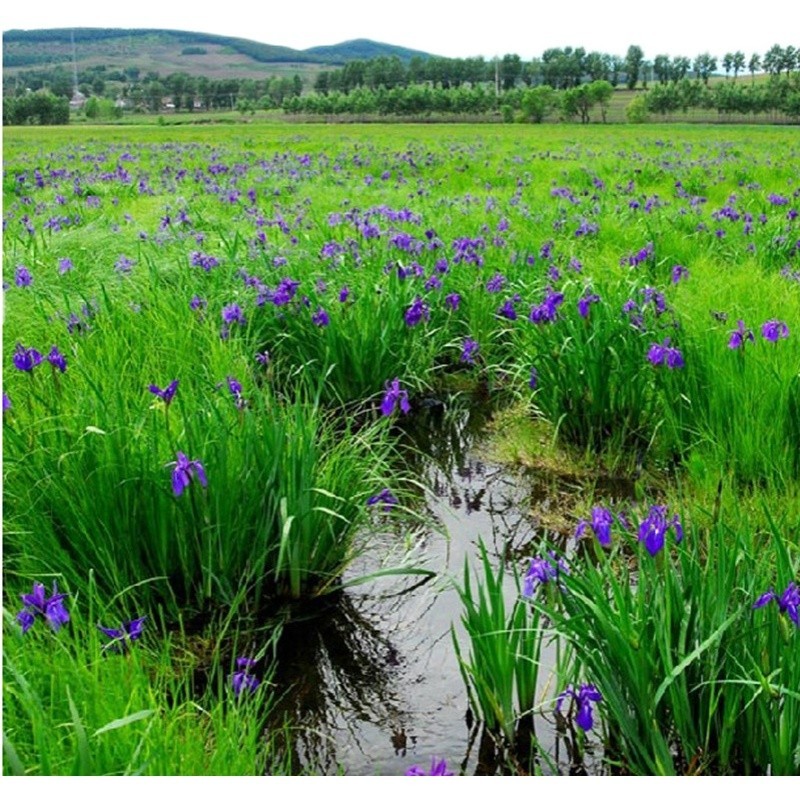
[2,28,436,81]
[303,38,434,64]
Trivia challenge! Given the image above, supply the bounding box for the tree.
[722,53,734,78]
[500,54,522,91]
[748,53,761,81]
[693,53,717,85]
[762,45,783,76]
[520,85,555,122]
[671,56,691,82]
[732,51,746,79]
[653,54,671,84]
[625,45,644,89]
[590,80,614,122]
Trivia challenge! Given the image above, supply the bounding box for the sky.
[2,0,796,61]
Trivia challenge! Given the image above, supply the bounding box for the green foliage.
[453,542,548,743]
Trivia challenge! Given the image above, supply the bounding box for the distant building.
[69,90,87,110]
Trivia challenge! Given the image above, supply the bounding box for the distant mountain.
[303,38,435,63]
[2,28,436,75]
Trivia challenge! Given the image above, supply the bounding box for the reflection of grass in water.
[267,592,409,774]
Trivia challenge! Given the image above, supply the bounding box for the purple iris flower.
[17,581,70,634]
[557,684,603,732]
[46,346,68,373]
[638,505,684,557]
[367,488,399,511]
[3,393,11,414]
[58,258,74,274]
[485,272,507,293]
[728,320,755,350]
[169,452,207,497]
[221,303,246,326]
[461,337,480,365]
[577,292,600,319]
[404,296,430,327]
[575,507,615,547]
[405,757,453,776]
[522,551,568,598]
[15,265,33,287]
[338,285,350,303]
[647,338,684,369]
[497,298,518,320]
[753,582,799,627]
[444,292,461,311]
[528,366,538,390]
[671,265,689,283]
[311,307,330,327]
[13,344,43,372]
[149,379,179,405]
[380,378,411,417]
[98,616,147,653]
[761,319,790,342]
[231,657,260,697]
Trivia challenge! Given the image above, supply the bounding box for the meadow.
[2,122,799,776]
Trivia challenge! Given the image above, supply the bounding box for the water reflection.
[266,391,630,775]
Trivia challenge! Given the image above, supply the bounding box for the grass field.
[3,121,799,775]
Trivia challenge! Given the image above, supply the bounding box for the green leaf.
[94,709,155,736]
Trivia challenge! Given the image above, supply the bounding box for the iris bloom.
[367,488,399,511]
[404,296,430,327]
[231,657,260,696]
[169,452,207,497]
[753,582,799,627]
[311,307,330,327]
[522,551,568,598]
[99,616,147,653]
[461,337,479,365]
[638,505,683,557]
[149,379,179,405]
[761,319,790,342]
[380,378,410,417]
[528,366,538,390]
[13,343,43,372]
[577,292,600,319]
[556,684,603,731]
[575,506,615,547]
[47,346,68,373]
[405,757,453,776]
[647,338,684,368]
[17,581,70,633]
[728,320,754,350]
[15,266,33,287]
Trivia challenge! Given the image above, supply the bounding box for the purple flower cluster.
[149,379,179,405]
[753,582,799,627]
[556,683,603,732]
[620,241,654,268]
[638,505,683,557]
[17,582,70,634]
[380,378,411,417]
[728,320,755,350]
[522,551,568,598]
[761,319,790,342]
[575,507,615,547]
[367,488,399,511]
[231,657,260,696]
[405,757,453,776]
[404,296,430,327]
[169,452,207,497]
[529,287,564,324]
[460,337,480,365]
[98,616,147,654]
[647,338,684,369]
